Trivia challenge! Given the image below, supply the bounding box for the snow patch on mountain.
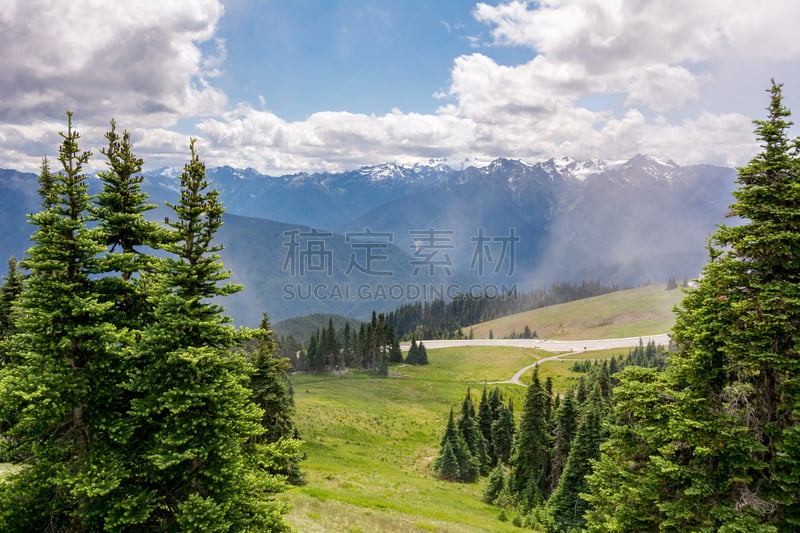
[355,160,453,183]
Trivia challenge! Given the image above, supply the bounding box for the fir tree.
[587,81,800,532]
[0,113,113,530]
[247,314,304,485]
[549,391,578,491]
[122,140,291,530]
[547,390,604,532]
[0,256,24,371]
[405,338,419,364]
[0,123,296,531]
[483,465,507,504]
[0,256,23,340]
[417,341,429,365]
[436,439,461,482]
[458,389,488,474]
[249,314,298,442]
[491,398,515,466]
[508,367,551,508]
[477,387,496,465]
[435,407,479,483]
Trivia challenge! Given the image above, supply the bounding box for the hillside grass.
[285,345,644,530]
[286,347,536,532]
[469,283,685,340]
[285,286,681,530]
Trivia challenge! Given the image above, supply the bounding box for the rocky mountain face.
[0,155,737,323]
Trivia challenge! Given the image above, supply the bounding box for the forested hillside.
[385,280,621,339]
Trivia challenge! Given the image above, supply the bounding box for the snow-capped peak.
[355,160,452,183]
[541,156,612,181]
[144,166,184,179]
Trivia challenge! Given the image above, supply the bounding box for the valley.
[282,288,676,531]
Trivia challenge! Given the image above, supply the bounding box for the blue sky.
[2,1,800,175]
[217,1,486,119]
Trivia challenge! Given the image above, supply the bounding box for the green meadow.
[284,345,636,531]
[469,284,684,340]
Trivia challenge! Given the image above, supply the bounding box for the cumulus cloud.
[195,105,477,174]
[0,0,226,126]
[2,0,799,175]
[191,0,793,174]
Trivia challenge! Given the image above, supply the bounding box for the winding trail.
[401,333,670,387]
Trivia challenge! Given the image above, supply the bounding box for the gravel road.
[401,333,671,386]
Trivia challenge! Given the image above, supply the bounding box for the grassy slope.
[282,286,688,531]
[285,348,537,532]
[469,284,686,340]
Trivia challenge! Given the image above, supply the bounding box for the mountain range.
[0,154,737,325]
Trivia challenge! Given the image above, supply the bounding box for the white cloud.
[195,105,478,174]
[1,0,798,175]
[0,0,226,126]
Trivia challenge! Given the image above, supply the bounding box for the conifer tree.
[477,387,496,465]
[549,391,578,490]
[436,439,461,482]
[122,140,290,530]
[0,121,296,531]
[0,113,113,530]
[388,337,403,364]
[483,465,507,504]
[547,389,604,532]
[417,341,429,365]
[247,314,304,486]
[587,80,800,532]
[435,407,479,482]
[491,398,516,466]
[406,338,419,364]
[508,367,551,508]
[0,257,23,340]
[249,314,299,442]
[94,120,163,279]
[340,321,351,366]
[458,389,488,474]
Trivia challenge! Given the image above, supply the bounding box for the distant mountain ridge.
[0,154,738,324]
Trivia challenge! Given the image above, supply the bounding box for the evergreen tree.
[388,337,403,364]
[417,341,429,365]
[587,81,800,532]
[304,331,320,371]
[549,392,578,491]
[0,257,24,369]
[341,321,354,367]
[247,314,304,485]
[0,123,296,531]
[508,367,551,508]
[435,407,479,483]
[0,113,115,530]
[122,140,290,530]
[477,387,496,465]
[458,389,488,474]
[405,338,420,365]
[436,439,461,482]
[491,398,516,466]
[483,465,507,504]
[0,257,23,340]
[323,317,341,371]
[249,314,298,442]
[547,390,604,532]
